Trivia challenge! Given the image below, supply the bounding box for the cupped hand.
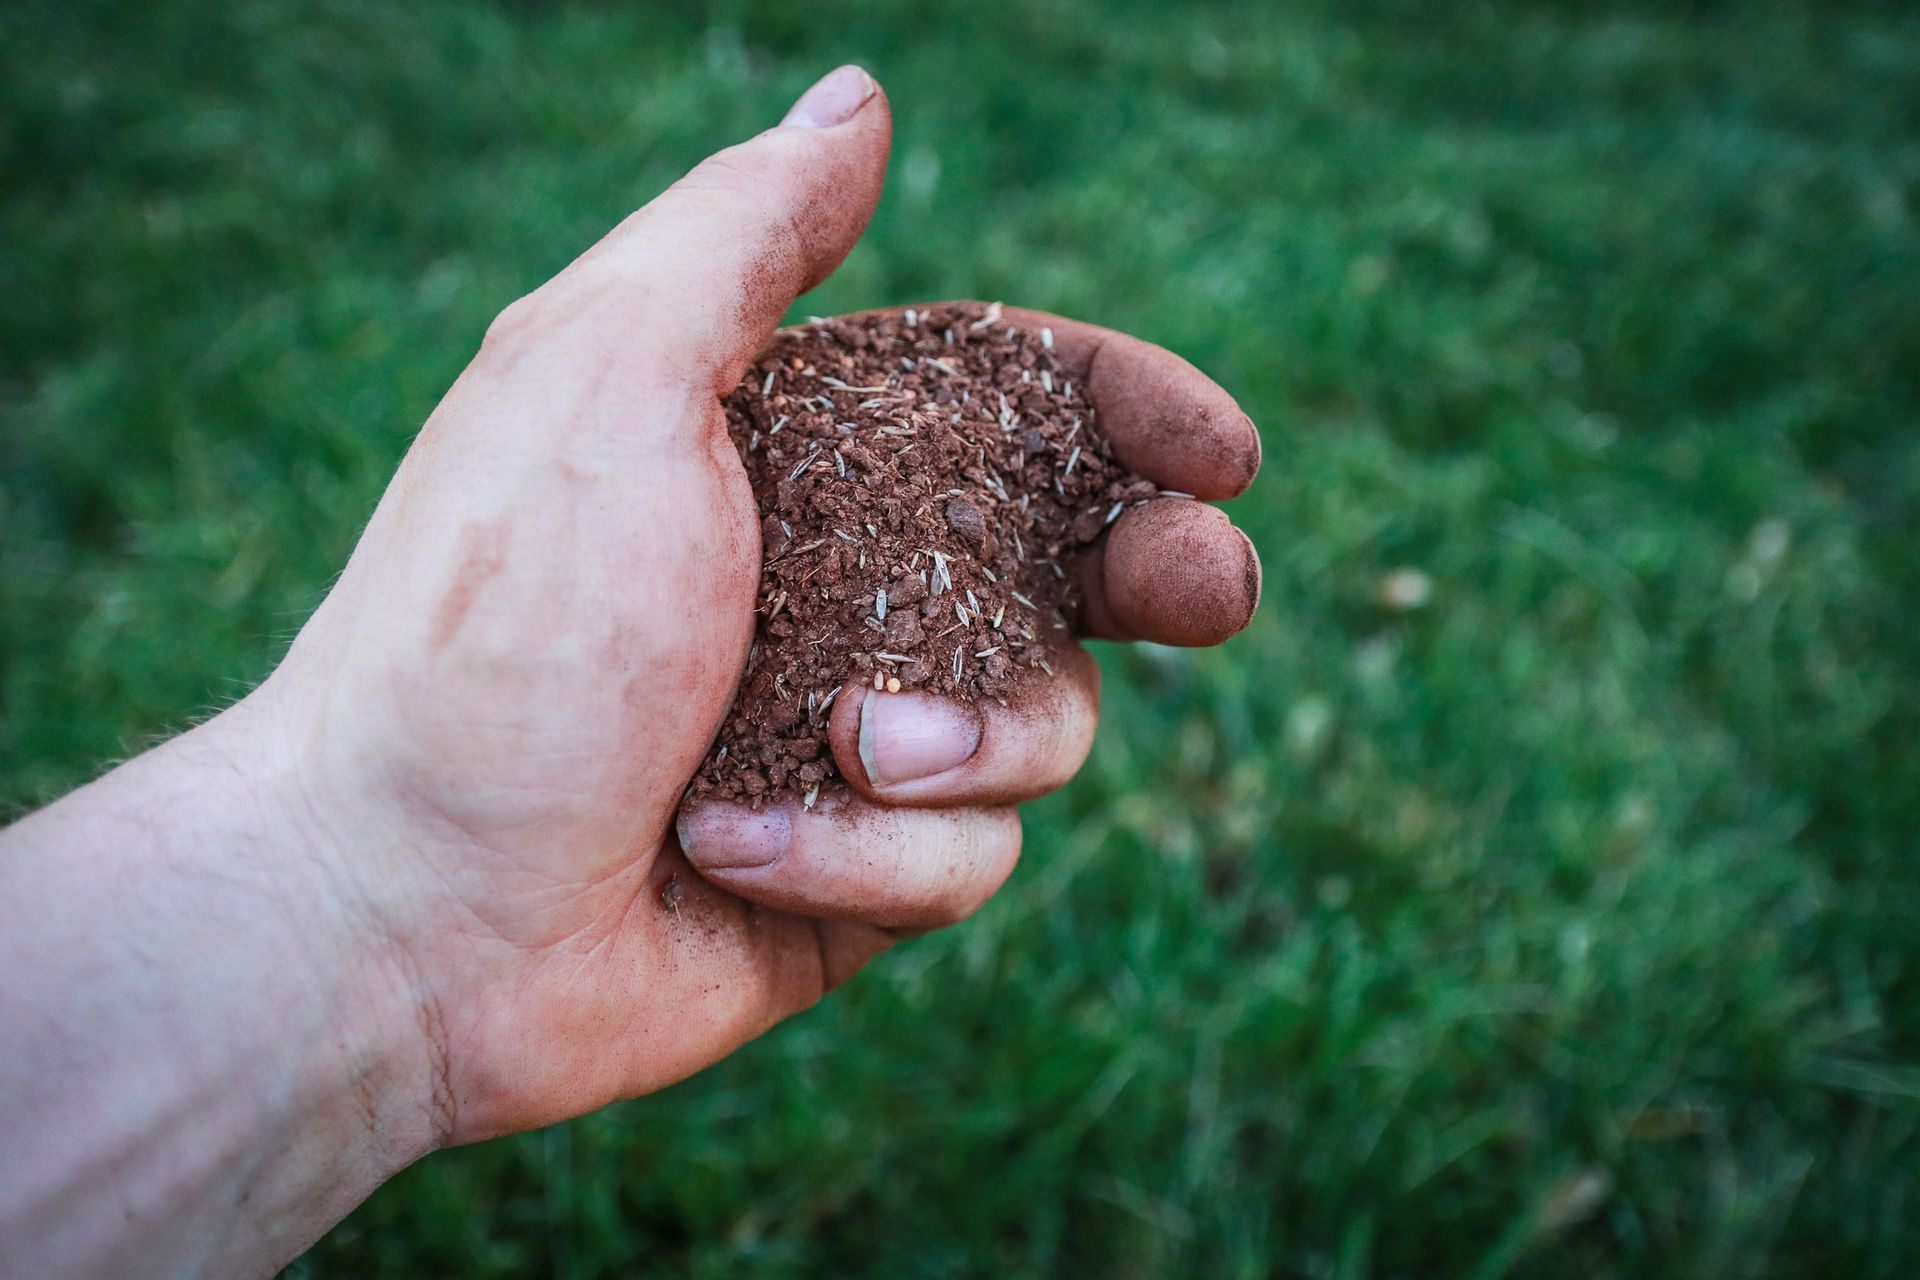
[264,66,1261,1148]
[675,304,1263,920]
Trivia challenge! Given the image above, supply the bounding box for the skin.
[0,66,1261,1278]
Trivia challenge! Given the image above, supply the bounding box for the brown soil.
[687,302,1152,809]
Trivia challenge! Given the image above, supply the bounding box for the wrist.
[0,688,447,1276]
[186,685,452,1165]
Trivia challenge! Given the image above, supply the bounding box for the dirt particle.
[945,497,990,547]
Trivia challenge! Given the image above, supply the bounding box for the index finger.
[999,305,1261,500]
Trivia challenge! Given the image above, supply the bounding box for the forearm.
[0,693,437,1279]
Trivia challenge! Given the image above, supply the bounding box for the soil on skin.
[687,302,1153,809]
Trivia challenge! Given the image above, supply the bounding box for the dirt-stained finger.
[525,69,893,400]
[825,644,1101,807]
[998,306,1260,501]
[822,303,1260,500]
[675,797,1022,930]
[1081,498,1261,646]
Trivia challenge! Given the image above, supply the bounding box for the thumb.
[540,65,892,396]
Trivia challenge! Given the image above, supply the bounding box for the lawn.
[5,0,1920,1275]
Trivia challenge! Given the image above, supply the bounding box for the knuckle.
[949,813,1021,924]
[680,151,765,199]
[672,151,813,280]
[899,820,1003,929]
[1011,678,1096,788]
[476,268,679,381]
[479,290,547,356]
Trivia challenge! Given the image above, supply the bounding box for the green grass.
[6,0,1920,1274]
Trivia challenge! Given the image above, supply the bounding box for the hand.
[674,300,1262,915]
[0,64,1261,1278]
[257,65,1263,1147]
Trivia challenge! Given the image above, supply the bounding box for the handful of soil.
[688,302,1156,809]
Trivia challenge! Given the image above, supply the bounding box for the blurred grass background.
[5,0,1920,1274]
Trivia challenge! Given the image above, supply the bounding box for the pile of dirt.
[687,302,1154,809]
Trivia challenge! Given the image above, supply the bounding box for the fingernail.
[676,803,791,870]
[781,64,877,129]
[858,690,982,787]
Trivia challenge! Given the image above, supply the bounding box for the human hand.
[259,65,1262,1148]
